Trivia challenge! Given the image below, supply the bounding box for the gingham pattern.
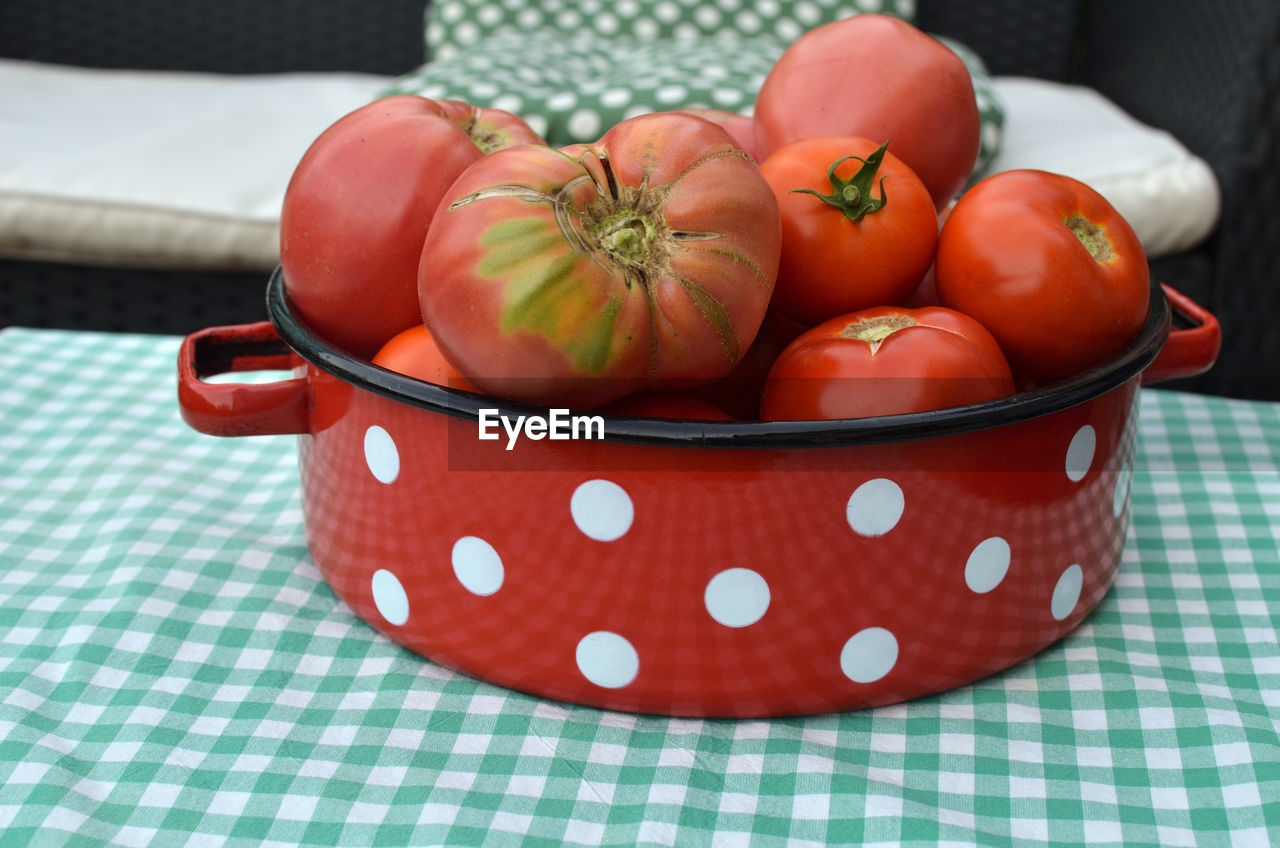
[2,327,1278,847]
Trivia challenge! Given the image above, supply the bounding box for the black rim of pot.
[265,267,1170,449]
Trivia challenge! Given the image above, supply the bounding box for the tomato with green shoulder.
[418,112,782,410]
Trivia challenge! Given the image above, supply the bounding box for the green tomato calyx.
[793,142,890,223]
[1064,214,1115,263]
[841,312,916,355]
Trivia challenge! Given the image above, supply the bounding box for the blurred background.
[1,0,1276,400]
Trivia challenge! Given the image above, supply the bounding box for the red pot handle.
[177,321,310,437]
[1142,283,1221,385]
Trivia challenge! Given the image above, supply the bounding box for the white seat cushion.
[0,60,1219,273]
[986,77,1221,258]
[0,59,391,271]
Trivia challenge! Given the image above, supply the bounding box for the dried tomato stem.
[841,313,917,355]
[1064,214,1116,263]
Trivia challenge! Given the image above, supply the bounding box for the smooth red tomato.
[760,136,937,324]
[934,169,1150,383]
[599,392,733,420]
[418,112,782,410]
[760,305,1015,420]
[753,14,980,209]
[371,324,475,391]
[280,96,541,358]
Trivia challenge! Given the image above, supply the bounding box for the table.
[2,326,1277,847]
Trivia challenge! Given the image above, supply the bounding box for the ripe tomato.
[934,169,1150,383]
[760,136,937,324]
[433,99,547,153]
[753,14,980,210]
[679,108,758,160]
[372,324,475,391]
[760,305,1015,420]
[280,96,541,358]
[418,112,782,410]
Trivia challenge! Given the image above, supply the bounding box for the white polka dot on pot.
[964,536,1011,594]
[371,569,409,626]
[1052,564,1084,621]
[846,478,905,537]
[570,479,634,542]
[575,631,639,689]
[451,536,504,597]
[1113,465,1132,518]
[840,627,899,684]
[1065,424,1096,482]
[364,425,399,484]
[704,568,770,628]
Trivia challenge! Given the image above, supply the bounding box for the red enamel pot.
[178,270,1219,717]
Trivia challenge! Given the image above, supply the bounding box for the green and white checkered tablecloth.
[2,327,1278,846]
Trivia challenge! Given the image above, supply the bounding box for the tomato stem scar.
[598,213,657,267]
[1064,214,1115,263]
[841,313,917,354]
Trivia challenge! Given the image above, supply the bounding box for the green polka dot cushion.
[382,0,1004,180]
[423,0,919,58]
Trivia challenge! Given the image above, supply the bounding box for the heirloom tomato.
[934,169,1150,383]
[753,14,980,209]
[760,305,1015,420]
[418,112,782,410]
[372,324,475,392]
[280,96,541,358]
[761,136,937,324]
